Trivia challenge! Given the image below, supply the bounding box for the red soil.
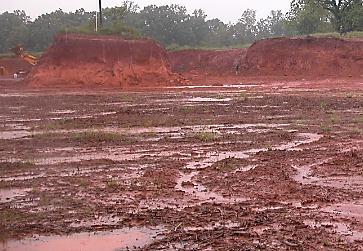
[244,36,363,78]
[169,37,363,83]
[0,57,32,75]
[26,36,363,88]
[28,34,182,88]
[169,49,247,76]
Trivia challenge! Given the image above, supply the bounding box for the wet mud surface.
[0,82,362,250]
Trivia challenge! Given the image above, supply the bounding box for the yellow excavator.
[10,45,39,66]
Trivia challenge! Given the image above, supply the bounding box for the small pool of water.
[1,227,163,251]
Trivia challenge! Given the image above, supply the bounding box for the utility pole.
[98,0,103,28]
[95,11,98,32]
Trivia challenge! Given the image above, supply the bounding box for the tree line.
[0,0,362,53]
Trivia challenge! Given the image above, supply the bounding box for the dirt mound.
[168,49,247,76]
[28,34,181,88]
[244,37,363,77]
[169,37,363,82]
[0,57,32,75]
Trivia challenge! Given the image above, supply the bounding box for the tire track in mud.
[142,132,323,210]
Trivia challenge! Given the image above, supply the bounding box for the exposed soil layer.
[0,81,362,250]
[28,34,182,88]
[0,57,32,75]
[169,37,363,84]
[169,49,247,76]
[244,37,363,77]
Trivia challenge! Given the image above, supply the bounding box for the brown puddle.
[304,219,363,242]
[175,171,247,204]
[1,227,163,251]
[0,188,30,203]
[187,97,233,102]
[0,130,33,140]
[293,158,363,191]
[171,132,323,206]
[323,200,363,223]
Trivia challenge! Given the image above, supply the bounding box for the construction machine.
[10,45,39,66]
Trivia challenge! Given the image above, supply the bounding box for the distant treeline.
[0,0,362,53]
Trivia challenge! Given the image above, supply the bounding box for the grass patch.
[320,122,332,133]
[212,157,240,172]
[320,101,328,111]
[0,208,26,225]
[179,106,194,113]
[106,180,119,190]
[73,131,131,144]
[194,131,218,142]
[167,43,251,51]
[329,115,341,124]
[352,115,363,124]
[0,161,35,171]
[39,119,84,130]
[238,92,249,102]
[309,31,363,39]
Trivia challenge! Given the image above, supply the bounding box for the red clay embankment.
[244,37,363,78]
[168,37,363,82]
[169,49,247,76]
[28,34,181,88]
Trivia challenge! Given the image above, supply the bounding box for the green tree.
[286,0,333,35]
[138,5,191,45]
[256,10,287,39]
[0,10,29,53]
[27,9,93,51]
[205,19,235,47]
[315,0,363,33]
[234,9,258,44]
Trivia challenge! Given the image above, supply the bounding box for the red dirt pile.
[0,57,32,75]
[169,37,363,80]
[28,34,182,87]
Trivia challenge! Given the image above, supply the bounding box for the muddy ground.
[0,80,362,250]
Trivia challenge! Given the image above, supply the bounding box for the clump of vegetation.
[73,131,130,144]
[179,106,194,113]
[0,161,35,171]
[40,119,79,130]
[329,114,341,124]
[238,92,249,102]
[353,114,363,124]
[212,157,240,172]
[106,180,119,189]
[320,122,332,132]
[320,101,329,112]
[194,131,219,142]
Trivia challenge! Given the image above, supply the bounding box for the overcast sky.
[0,0,292,23]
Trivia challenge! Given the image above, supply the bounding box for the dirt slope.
[169,37,363,81]
[28,34,179,88]
[244,36,363,77]
[169,49,247,76]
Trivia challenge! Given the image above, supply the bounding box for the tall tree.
[234,9,258,44]
[286,0,333,35]
[313,0,362,33]
[0,10,29,52]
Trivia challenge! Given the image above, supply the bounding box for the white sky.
[0,0,292,23]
